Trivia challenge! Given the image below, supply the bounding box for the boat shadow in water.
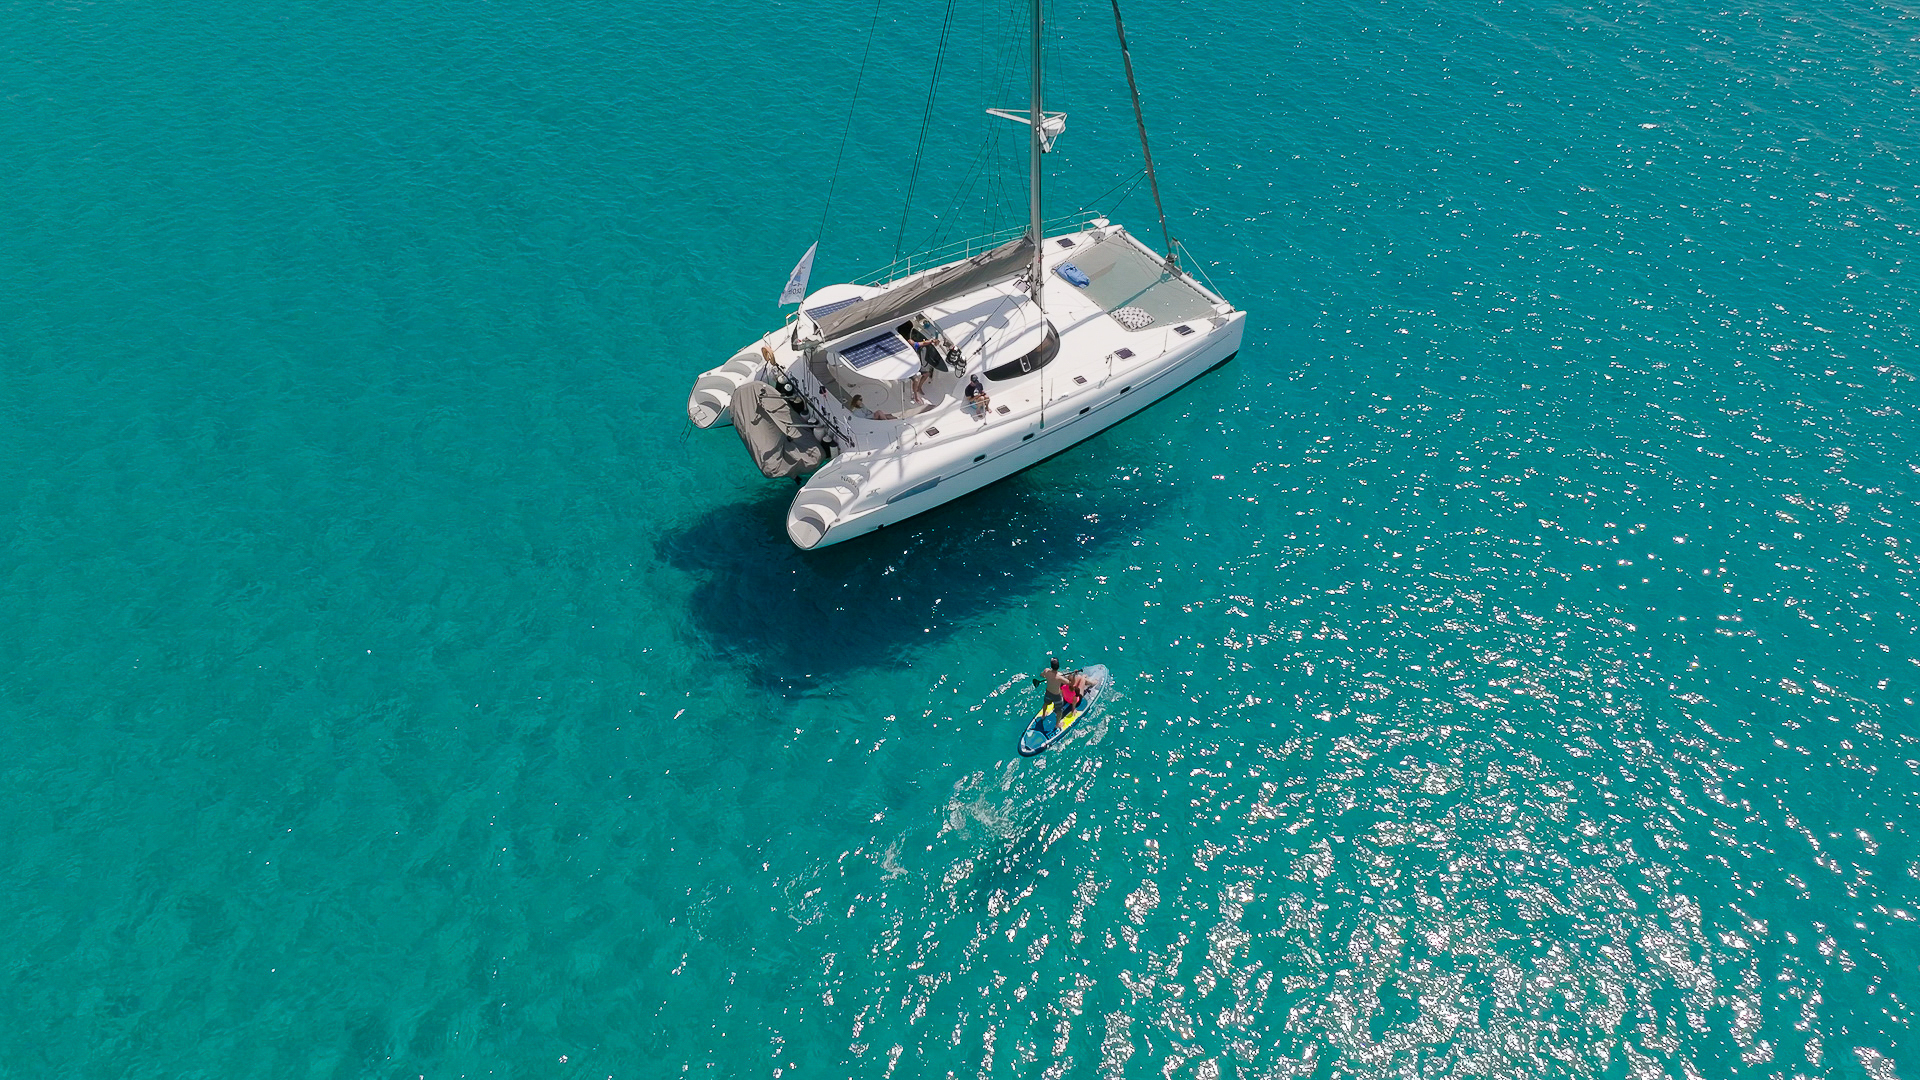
[657,442,1182,686]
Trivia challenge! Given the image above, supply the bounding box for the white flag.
[778,242,817,306]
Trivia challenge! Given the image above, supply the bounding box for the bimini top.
[822,281,1045,383]
[810,235,1034,344]
[921,282,1047,374]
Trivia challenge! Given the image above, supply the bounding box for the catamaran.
[685,1,1246,550]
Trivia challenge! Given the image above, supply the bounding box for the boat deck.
[1062,233,1220,330]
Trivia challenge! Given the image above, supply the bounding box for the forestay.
[810,235,1035,344]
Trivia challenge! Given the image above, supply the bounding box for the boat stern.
[786,467,867,550]
[687,349,770,428]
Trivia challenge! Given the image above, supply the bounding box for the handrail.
[856,211,1108,287]
[840,216,1230,318]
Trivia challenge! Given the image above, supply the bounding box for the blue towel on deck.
[1055,262,1091,288]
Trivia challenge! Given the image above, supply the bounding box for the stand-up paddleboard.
[1019,664,1110,756]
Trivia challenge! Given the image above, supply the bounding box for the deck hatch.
[1173,324,1195,336]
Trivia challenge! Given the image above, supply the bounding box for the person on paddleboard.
[1035,658,1068,731]
[1060,678,1082,715]
[1066,666,1097,709]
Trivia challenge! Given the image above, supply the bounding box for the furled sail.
[809,235,1034,344]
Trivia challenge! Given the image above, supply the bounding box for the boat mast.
[1029,0,1044,308]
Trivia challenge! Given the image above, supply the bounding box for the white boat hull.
[686,338,780,429]
[687,220,1247,550]
[786,311,1243,549]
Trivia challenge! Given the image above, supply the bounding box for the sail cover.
[810,235,1034,344]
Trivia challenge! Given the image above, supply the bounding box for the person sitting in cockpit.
[849,394,897,421]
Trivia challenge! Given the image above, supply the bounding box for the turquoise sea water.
[5,0,1919,1075]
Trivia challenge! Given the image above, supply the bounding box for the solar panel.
[805,296,864,320]
[842,332,910,369]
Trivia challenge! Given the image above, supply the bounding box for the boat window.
[982,322,1060,381]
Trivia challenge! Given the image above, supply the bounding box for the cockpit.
[804,281,1053,422]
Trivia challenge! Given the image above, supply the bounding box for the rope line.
[1077,169,1145,216]
[818,0,887,242]
[894,0,963,262]
[1109,0,1178,264]
[921,131,996,255]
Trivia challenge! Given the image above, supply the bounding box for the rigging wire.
[984,0,1017,244]
[910,0,1030,261]
[1109,0,1178,265]
[893,0,1153,263]
[922,131,996,254]
[893,0,964,262]
[1076,169,1145,216]
[980,0,1015,242]
[818,0,888,242]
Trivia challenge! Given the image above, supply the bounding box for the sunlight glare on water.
[1,0,1915,1076]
